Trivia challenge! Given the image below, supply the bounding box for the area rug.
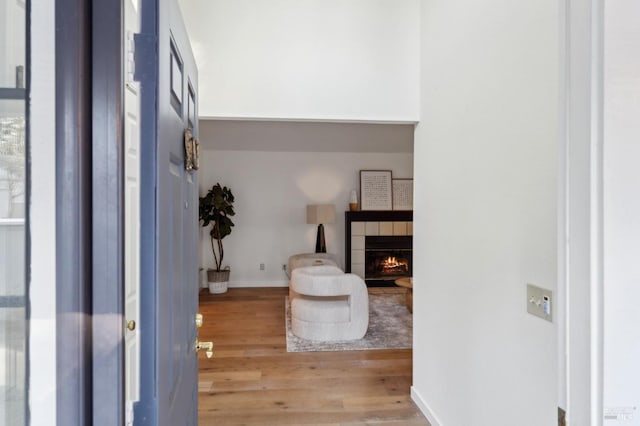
[285,293,412,352]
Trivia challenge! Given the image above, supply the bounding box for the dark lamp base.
[315,223,326,253]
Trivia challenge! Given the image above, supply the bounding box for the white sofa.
[289,263,369,341]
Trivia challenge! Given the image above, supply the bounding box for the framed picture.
[360,170,393,211]
[392,178,413,210]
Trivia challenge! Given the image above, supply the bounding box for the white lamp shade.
[306,204,336,224]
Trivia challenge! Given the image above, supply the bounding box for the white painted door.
[124,0,141,423]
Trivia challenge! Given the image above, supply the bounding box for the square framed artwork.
[392,178,413,210]
[360,170,393,211]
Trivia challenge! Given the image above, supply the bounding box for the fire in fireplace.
[380,256,410,275]
[365,236,412,285]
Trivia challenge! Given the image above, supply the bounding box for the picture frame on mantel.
[360,170,393,211]
[392,178,413,210]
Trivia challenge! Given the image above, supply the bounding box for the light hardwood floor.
[197,287,430,425]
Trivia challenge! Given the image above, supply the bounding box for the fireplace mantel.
[345,210,413,286]
[345,210,413,223]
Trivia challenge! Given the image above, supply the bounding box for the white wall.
[198,149,413,287]
[603,1,640,423]
[178,0,420,122]
[29,0,57,424]
[412,1,558,425]
[560,0,605,423]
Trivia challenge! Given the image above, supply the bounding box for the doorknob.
[195,313,203,328]
[195,339,213,359]
[126,320,136,331]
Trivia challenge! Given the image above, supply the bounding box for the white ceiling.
[198,119,414,153]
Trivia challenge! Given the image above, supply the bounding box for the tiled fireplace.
[345,211,413,287]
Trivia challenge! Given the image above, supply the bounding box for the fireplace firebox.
[365,236,412,286]
[344,210,413,287]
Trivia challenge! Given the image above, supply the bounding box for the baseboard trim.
[411,386,442,426]
[228,280,289,288]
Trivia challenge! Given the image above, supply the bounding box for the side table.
[394,277,413,313]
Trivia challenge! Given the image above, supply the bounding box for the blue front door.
[136,0,199,424]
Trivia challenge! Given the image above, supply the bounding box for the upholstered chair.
[287,252,341,273]
[290,265,369,341]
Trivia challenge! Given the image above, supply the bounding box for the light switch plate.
[527,284,553,322]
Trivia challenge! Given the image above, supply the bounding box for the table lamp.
[306,204,336,253]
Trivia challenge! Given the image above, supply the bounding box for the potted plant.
[199,183,235,293]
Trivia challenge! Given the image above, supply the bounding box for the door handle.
[195,339,213,359]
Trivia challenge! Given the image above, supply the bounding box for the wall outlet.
[259,263,265,271]
[527,284,553,322]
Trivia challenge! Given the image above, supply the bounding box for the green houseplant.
[199,183,235,293]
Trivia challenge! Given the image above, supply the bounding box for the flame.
[383,257,400,267]
[380,256,409,274]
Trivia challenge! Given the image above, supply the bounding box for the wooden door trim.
[55,0,93,424]
[55,0,125,424]
[134,0,160,423]
[91,0,125,424]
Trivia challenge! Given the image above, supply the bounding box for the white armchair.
[290,265,369,341]
[287,252,340,272]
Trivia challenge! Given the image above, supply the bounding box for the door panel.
[158,27,198,426]
[124,0,141,419]
[124,71,141,406]
[136,0,199,424]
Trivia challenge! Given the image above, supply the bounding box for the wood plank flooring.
[197,287,430,425]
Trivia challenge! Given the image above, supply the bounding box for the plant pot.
[207,269,230,294]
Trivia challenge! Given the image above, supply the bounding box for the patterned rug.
[285,293,412,352]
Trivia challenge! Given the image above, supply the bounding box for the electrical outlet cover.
[527,284,553,322]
